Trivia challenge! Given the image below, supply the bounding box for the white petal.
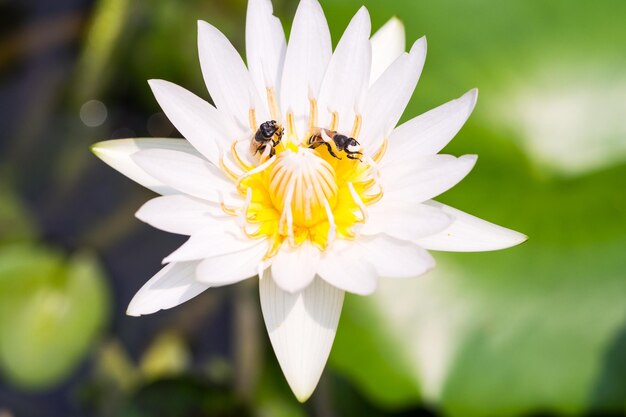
[127,262,209,317]
[260,273,344,402]
[360,201,452,241]
[317,241,378,295]
[163,225,256,263]
[270,242,320,293]
[132,148,237,203]
[148,80,236,163]
[280,0,331,137]
[415,201,528,252]
[360,37,426,151]
[317,6,371,134]
[246,0,287,108]
[135,195,226,235]
[197,21,268,132]
[370,17,405,85]
[195,241,268,286]
[384,89,478,163]
[381,154,478,204]
[91,138,202,195]
[352,235,435,279]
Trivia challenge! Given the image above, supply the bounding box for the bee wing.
[321,130,333,143]
[248,130,260,153]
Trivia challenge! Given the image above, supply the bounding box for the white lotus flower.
[92,0,526,402]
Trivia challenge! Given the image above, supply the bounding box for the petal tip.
[90,142,102,157]
[409,36,427,58]
[460,154,479,166]
[388,15,404,28]
[465,88,479,111]
[514,232,529,246]
[357,4,370,15]
[294,390,314,403]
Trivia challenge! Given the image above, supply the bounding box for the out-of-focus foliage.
[0,246,110,389]
[328,0,626,415]
[0,183,110,390]
[0,181,37,245]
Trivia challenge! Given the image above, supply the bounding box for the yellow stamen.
[230,141,254,172]
[266,87,280,121]
[373,138,388,163]
[351,114,362,139]
[330,111,339,131]
[362,188,384,205]
[348,182,368,222]
[219,155,240,182]
[249,108,258,132]
[360,177,377,190]
[308,98,318,130]
[286,111,296,137]
[322,197,336,244]
[264,237,282,260]
[220,201,239,216]
[236,155,276,190]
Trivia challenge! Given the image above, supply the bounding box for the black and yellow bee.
[308,128,363,161]
[251,120,284,157]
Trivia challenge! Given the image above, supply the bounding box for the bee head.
[259,120,278,138]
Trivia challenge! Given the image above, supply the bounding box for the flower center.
[219,94,387,258]
[269,149,338,228]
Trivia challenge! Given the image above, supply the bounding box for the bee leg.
[346,151,363,162]
[324,142,341,160]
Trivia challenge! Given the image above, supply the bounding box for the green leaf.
[0,246,110,389]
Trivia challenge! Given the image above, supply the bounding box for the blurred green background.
[0,0,625,416]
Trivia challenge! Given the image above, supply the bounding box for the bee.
[308,129,363,161]
[251,120,284,158]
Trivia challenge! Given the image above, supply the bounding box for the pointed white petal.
[135,195,226,235]
[381,154,478,204]
[148,80,236,163]
[270,242,320,293]
[317,241,378,295]
[370,17,405,85]
[132,149,238,203]
[91,138,202,195]
[197,21,268,131]
[163,225,256,263]
[246,0,287,108]
[195,241,268,285]
[415,201,528,252]
[280,0,331,137]
[317,6,371,134]
[361,37,426,151]
[384,89,478,163]
[127,262,209,316]
[352,235,435,279]
[260,273,344,402]
[360,201,452,241]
